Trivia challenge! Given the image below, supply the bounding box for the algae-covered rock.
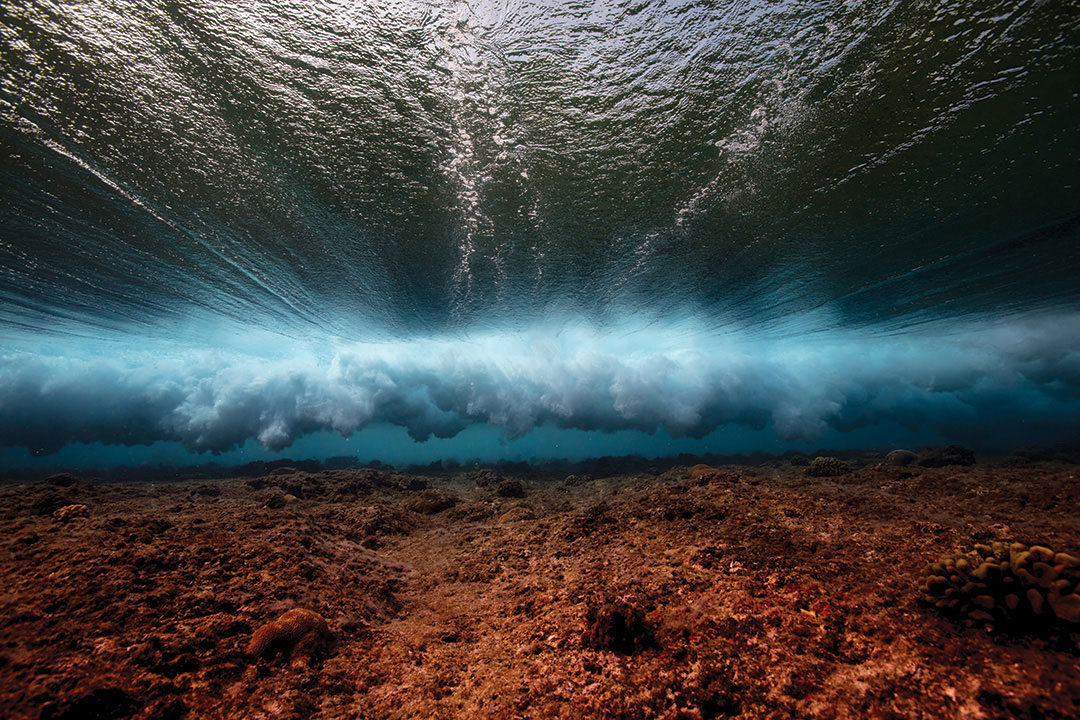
[918,445,975,467]
[262,487,287,509]
[563,474,593,486]
[582,597,656,654]
[403,489,457,515]
[805,457,852,477]
[52,504,89,522]
[884,449,918,466]
[470,469,503,487]
[495,479,526,498]
[248,608,332,666]
[31,490,71,516]
[45,473,78,487]
[918,540,1080,630]
[688,464,720,482]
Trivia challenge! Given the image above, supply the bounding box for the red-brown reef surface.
[1,456,1078,719]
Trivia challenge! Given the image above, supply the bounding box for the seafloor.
[1,450,1078,719]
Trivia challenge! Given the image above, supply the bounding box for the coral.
[52,504,89,522]
[247,608,333,666]
[919,541,1080,628]
[805,457,852,477]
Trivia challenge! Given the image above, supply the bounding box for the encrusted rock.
[31,490,71,516]
[471,469,502,487]
[248,608,333,666]
[563,474,593,486]
[805,457,852,477]
[918,445,975,468]
[884,449,918,466]
[495,479,526,498]
[403,489,457,515]
[688,464,717,480]
[52,504,89,522]
[497,505,536,524]
[45,473,78,487]
[918,540,1080,629]
[582,597,656,654]
[262,487,287,509]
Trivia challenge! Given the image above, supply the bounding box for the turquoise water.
[1,0,1078,466]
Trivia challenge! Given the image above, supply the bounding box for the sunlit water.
[1,0,1078,467]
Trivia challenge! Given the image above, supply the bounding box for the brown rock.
[918,445,976,468]
[495,479,526,498]
[688,464,720,482]
[262,487,287,509]
[45,473,78,487]
[562,474,593,486]
[884,449,918,466]
[52,504,89,522]
[582,598,655,654]
[470,469,503,487]
[248,608,333,666]
[403,489,457,515]
[497,505,536,524]
[31,490,71,516]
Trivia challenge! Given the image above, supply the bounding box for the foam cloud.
[2,314,1079,457]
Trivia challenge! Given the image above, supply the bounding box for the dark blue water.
[2,0,1079,467]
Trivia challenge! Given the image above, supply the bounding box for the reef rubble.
[1,452,1078,718]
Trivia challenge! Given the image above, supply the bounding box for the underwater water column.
[0,0,1078,465]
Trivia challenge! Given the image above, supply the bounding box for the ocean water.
[1,0,1078,468]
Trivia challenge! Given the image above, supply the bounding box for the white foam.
[1,313,1078,456]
